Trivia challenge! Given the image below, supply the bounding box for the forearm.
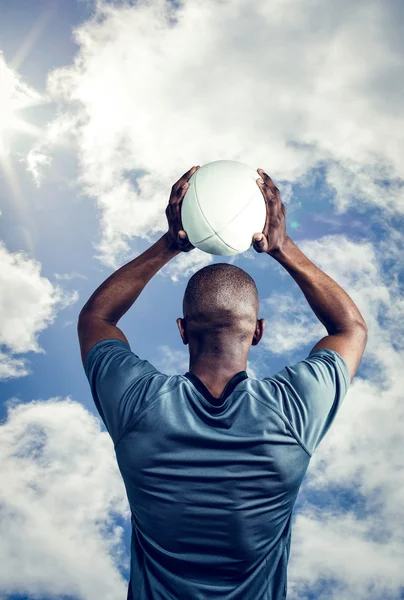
[271,237,367,334]
[79,233,181,324]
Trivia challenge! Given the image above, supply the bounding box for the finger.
[169,180,189,206]
[257,168,279,195]
[173,165,200,193]
[252,233,267,253]
[169,181,188,205]
[253,234,266,247]
[257,177,276,206]
[257,168,271,181]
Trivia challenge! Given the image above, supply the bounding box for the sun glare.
[0,94,20,133]
[0,53,42,156]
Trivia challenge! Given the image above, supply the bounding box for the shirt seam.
[309,348,350,393]
[114,375,312,458]
[113,377,183,450]
[243,385,313,458]
[176,376,312,458]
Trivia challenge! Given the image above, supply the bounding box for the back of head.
[183,263,259,344]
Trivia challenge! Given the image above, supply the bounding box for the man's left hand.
[165,165,200,252]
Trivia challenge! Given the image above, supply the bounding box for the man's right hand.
[252,169,289,255]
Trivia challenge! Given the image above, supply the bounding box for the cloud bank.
[31,0,404,270]
[1,0,403,597]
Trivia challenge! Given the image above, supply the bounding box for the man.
[78,166,368,599]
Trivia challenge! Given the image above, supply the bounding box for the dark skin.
[167,166,267,396]
[176,317,266,398]
[79,165,269,398]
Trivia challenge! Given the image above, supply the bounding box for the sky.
[0,0,403,598]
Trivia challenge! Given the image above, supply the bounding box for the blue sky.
[0,0,403,599]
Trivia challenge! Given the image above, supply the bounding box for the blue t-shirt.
[84,339,350,600]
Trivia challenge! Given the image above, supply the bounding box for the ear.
[176,317,188,345]
[251,318,265,346]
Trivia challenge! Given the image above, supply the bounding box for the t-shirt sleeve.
[265,348,350,455]
[83,338,165,446]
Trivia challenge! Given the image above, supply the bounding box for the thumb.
[179,231,187,239]
[254,233,263,241]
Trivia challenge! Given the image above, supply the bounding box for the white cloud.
[34,0,404,269]
[0,398,129,599]
[4,0,402,597]
[0,240,78,379]
[25,147,52,187]
[2,228,403,598]
[54,271,88,281]
[163,243,214,281]
[250,230,404,597]
[0,349,31,380]
[24,111,80,186]
[257,230,400,355]
[290,508,404,599]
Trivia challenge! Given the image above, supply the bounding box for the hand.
[252,168,289,255]
[165,165,200,252]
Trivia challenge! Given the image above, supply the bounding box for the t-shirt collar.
[183,370,248,406]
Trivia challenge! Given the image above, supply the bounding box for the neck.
[189,355,247,399]
[188,346,248,380]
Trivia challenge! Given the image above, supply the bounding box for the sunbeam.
[0,52,44,156]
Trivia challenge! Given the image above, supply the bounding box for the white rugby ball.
[181,160,266,256]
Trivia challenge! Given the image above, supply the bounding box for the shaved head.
[182,263,259,346]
